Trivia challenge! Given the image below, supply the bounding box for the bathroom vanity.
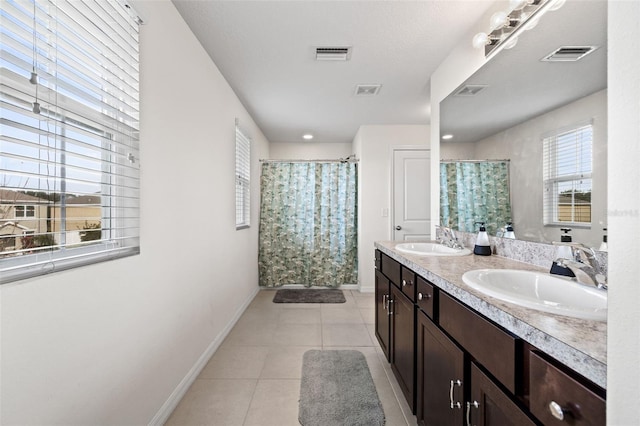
[374,241,606,426]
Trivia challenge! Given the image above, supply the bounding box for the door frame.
[390,145,431,240]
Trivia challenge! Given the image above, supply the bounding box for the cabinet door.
[374,269,391,361]
[391,285,415,412]
[416,310,464,426]
[469,363,536,426]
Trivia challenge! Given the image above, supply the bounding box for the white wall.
[269,142,353,160]
[607,1,640,423]
[433,1,640,422]
[442,90,607,247]
[0,1,270,424]
[353,125,430,292]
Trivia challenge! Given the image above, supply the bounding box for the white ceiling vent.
[315,47,352,61]
[354,84,381,96]
[453,84,488,97]
[542,46,598,62]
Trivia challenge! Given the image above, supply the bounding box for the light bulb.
[472,32,489,49]
[490,11,509,31]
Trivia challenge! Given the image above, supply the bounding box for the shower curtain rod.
[441,159,510,163]
[259,158,359,163]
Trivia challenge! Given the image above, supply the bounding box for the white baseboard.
[148,286,259,426]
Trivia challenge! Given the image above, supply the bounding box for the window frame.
[235,122,251,230]
[542,122,593,228]
[0,0,142,284]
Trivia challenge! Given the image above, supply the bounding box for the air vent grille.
[316,46,352,61]
[453,84,488,97]
[542,46,598,62]
[354,84,381,96]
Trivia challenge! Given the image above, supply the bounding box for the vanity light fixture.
[473,0,565,58]
[303,134,314,140]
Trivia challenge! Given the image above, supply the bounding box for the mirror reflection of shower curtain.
[258,161,358,287]
[440,161,512,235]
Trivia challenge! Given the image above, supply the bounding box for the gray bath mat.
[299,350,385,426]
[273,289,346,304]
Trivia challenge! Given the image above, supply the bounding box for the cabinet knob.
[418,292,431,301]
[549,401,565,420]
[395,225,402,230]
[402,279,407,287]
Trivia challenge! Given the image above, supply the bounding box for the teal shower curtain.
[440,161,512,235]
[258,161,358,287]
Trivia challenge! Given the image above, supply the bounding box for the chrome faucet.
[437,226,464,250]
[552,244,607,290]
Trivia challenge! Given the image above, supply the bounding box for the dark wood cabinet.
[374,269,391,361]
[469,362,536,426]
[374,248,606,426]
[390,285,415,412]
[416,309,464,426]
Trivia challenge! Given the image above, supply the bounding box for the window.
[543,123,593,226]
[0,0,142,283]
[15,205,35,218]
[235,122,251,229]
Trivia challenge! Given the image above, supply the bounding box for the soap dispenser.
[473,222,492,256]
[504,222,516,239]
[599,228,608,252]
[549,228,576,277]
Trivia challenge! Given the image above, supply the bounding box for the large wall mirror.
[440,0,607,248]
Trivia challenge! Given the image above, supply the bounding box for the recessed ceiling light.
[442,134,453,140]
[303,134,314,140]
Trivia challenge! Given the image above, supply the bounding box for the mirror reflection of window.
[543,123,593,226]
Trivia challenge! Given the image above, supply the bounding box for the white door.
[392,148,431,241]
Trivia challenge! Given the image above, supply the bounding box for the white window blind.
[543,123,593,226]
[1,0,142,283]
[235,123,250,229]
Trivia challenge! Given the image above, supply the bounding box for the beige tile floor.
[166,289,418,426]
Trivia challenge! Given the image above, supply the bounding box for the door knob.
[395,225,402,230]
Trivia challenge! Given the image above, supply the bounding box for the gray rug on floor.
[299,350,385,426]
[273,289,346,304]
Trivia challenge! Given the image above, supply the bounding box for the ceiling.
[171,1,495,144]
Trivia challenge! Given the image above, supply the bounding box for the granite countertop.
[375,240,607,389]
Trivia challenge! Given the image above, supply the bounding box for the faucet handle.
[570,244,596,264]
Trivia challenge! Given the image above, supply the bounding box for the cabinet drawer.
[530,351,605,426]
[401,266,416,302]
[439,292,519,393]
[416,276,436,320]
[381,253,401,287]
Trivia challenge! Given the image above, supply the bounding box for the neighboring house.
[0,189,49,253]
[49,195,102,245]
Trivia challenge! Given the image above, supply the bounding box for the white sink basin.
[462,269,607,322]
[396,242,471,257]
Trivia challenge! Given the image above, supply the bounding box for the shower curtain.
[440,161,512,235]
[258,161,358,287]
